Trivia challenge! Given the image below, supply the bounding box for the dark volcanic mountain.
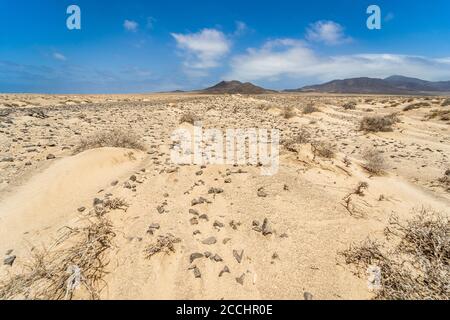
[201,80,276,94]
[287,76,450,94]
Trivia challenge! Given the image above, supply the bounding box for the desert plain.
[0,93,448,300]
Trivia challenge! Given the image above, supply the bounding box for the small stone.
[189,209,199,216]
[111,180,119,186]
[199,214,209,221]
[236,273,245,285]
[213,220,224,229]
[190,253,204,263]
[261,218,273,236]
[229,220,240,230]
[304,292,313,300]
[208,187,224,195]
[233,250,244,263]
[149,223,160,229]
[195,170,203,176]
[193,230,201,235]
[4,255,16,266]
[46,154,56,160]
[224,178,232,183]
[252,220,260,227]
[279,233,289,238]
[219,266,230,277]
[129,175,137,182]
[257,188,267,197]
[202,236,217,245]
[157,205,165,214]
[212,254,223,262]
[77,207,86,213]
[193,266,201,278]
[93,198,103,206]
[223,238,231,244]
[190,217,199,225]
[272,252,279,260]
[204,251,212,258]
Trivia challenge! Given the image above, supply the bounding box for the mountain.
[287,76,450,94]
[200,80,276,94]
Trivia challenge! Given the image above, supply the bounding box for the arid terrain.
[0,93,448,300]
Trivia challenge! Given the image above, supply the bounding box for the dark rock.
[193,266,201,278]
[189,209,199,216]
[236,273,245,285]
[46,154,56,160]
[77,207,86,213]
[204,251,212,258]
[157,205,165,214]
[190,253,204,263]
[304,292,313,300]
[223,238,232,244]
[212,254,223,262]
[202,236,217,245]
[4,255,16,266]
[219,266,230,277]
[111,180,119,186]
[233,250,244,263]
[130,175,137,182]
[190,217,199,225]
[257,187,267,197]
[93,198,103,206]
[261,218,273,236]
[213,220,224,229]
[199,214,209,221]
[193,230,201,235]
[208,187,224,195]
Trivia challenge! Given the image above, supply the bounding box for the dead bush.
[426,110,450,121]
[311,141,335,159]
[281,106,297,119]
[359,114,399,132]
[303,104,319,114]
[361,148,386,175]
[342,101,357,110]
[144,234,181,259]
[441,98,450,107]
[341,209,449,300]
[282,129,311,152]
[179,112,200,125]
[403,102,430,111]
[0,217,115,300]
[75,129,144,153]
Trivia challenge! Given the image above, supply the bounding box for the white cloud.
[53,52,67,61]
[226,38,450,83]
[306,20,351,45]
[124,20,139,32]
[171,28,231,69]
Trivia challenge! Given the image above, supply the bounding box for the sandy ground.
[0,93,448,300]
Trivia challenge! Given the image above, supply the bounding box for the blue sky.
[1,0,450,93]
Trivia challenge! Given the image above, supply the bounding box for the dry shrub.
[342,101,357,110]
[426,110,450,121]
[359,114,399,132]
[303,104,319,114]
[311,141,335,159]
[104,197,129,211]
[441,98,450,107]
[75,129,144,153]
[144,234,181,259]
[438,170,450,192]
[281,106,297,119]
[0,217,115,300]
[282,129,311,152]
[403,102,430,111]
[179,112,200,125]
[341,209,449,300]
[361,148,386,175]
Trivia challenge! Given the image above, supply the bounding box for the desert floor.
[0,93,448,299]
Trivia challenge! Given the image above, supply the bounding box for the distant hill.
[286,76,450,94]
[200,80,277,94]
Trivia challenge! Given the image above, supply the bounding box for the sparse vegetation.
[403,102,431,111]
[426,110,450,121]
[342,101,357,110]
[441,98,450,107]
[361,148,386,175]
[303,103,319,114]
[311,141,335,159]
[341,209,449,300]
[281,106,297,119]
[144,234,181,259]
[75,129,145,153]
[179,112,200,125]
[0,217,115,300]
[359,114,399,132]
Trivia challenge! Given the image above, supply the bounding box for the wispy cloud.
[123,20,139,32]
[234,21,249,36]
[226,38,450,84]
[52,52,67,61]
[306,20,351,45]
[171,28,231,70]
